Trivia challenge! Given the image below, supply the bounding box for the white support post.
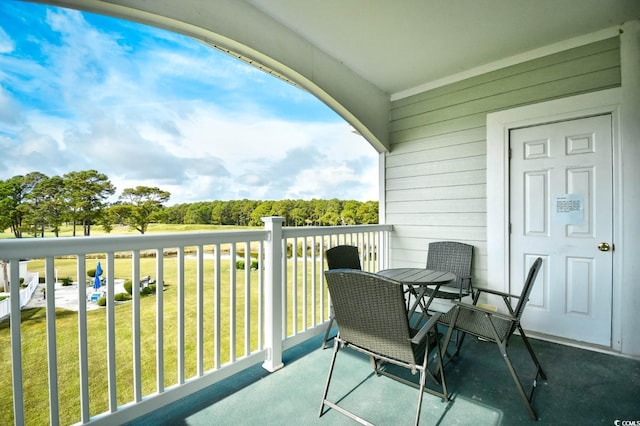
[620,19,640,356]
[261,216,285,372]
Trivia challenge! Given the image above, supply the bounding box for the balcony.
[2,218,639,425]
[0,218,391,425]
[131,327,640,425]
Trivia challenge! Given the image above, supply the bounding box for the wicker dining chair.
[320,269,448,426]
[424,241,474,303]
[437,257,546,420]
[321,245,361,349]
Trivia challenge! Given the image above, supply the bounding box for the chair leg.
[414,335,448,425]
[518,325,547,380]
[319,339,340,417]
[438,307,462,369]
[434,336,448,402]
[496,340,538,420]
[415,360,428,426]
[321,317,334,349]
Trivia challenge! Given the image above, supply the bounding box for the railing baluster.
[311,236,317,327]
[293,237,299,334]
[106,252,117,413]
[366,232,371,269]
[280,238,287,338]
[214,243,221,369]
[196,245,204,376]
[229,243,237,362]
[45,257,59,425]
[177,247,185,384]
[155,248,164,393]
[244,242,250,357]
[302,237,307,330]
[258,241,264,350]
[132,250,142,402]
[320,235,327,323]
[76,255,90,424]
[9,259,24,425]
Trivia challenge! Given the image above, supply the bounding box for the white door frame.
[486,87,622,350]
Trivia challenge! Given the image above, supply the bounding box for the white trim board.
[486,87,622,350]
[391,26,621,101]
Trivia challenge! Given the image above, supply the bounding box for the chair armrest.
[475,287,520,299]
[451,300,517,322]
[411,312,442,345]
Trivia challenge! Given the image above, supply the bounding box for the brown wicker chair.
[320,269,448,425]
[437,257,546,420]
[321,245,362,349]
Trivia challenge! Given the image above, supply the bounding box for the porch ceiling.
[247,0,639,97]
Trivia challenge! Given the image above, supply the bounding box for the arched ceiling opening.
[28,0,391,152]
[26,0,640,154]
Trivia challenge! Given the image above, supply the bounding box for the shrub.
[39,276,45,284]
[123,280,133,295]
[19,277,25,285]
[97,296,107,306]
[114,292,131,301]
[61,277,72,286]
[147,284,157,294]
[0,295,8,302]
[87,269,96,278]
[286,242,316,258]
[141,286,152,295]
[236,259,259,270]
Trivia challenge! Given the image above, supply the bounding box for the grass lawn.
[0,225,326,425]
[0,223,253,239]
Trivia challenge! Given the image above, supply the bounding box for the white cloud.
[0,3,379,204]
[0,26,14,53]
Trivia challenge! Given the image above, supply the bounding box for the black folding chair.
[437,257,546,420]
[320,269,448,426]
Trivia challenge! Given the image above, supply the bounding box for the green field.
[0,223,252,239]
[0,224,325,425]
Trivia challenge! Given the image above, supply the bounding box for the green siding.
[391,37,620,110]
[385,37,621,272]
[391,39,620,143]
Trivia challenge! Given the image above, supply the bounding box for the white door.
[509,115,613,346]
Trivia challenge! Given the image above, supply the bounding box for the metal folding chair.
[437,257,546,420]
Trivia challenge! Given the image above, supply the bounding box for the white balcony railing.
[0,217,392,426]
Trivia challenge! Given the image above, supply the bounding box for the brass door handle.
[598,242,611,252]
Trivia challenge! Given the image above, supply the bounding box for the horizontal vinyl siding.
[391,37,620,114]
[386,37,621,282]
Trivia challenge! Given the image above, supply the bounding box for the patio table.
[377,268,456,324]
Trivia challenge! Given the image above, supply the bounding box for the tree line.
[163,198,378,227]
[0,170,378,238]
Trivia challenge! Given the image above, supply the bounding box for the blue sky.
[0,1,378,204]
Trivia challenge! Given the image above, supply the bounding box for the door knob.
[598,242,611,252]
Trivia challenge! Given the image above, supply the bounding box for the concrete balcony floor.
[129,330,640,425]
